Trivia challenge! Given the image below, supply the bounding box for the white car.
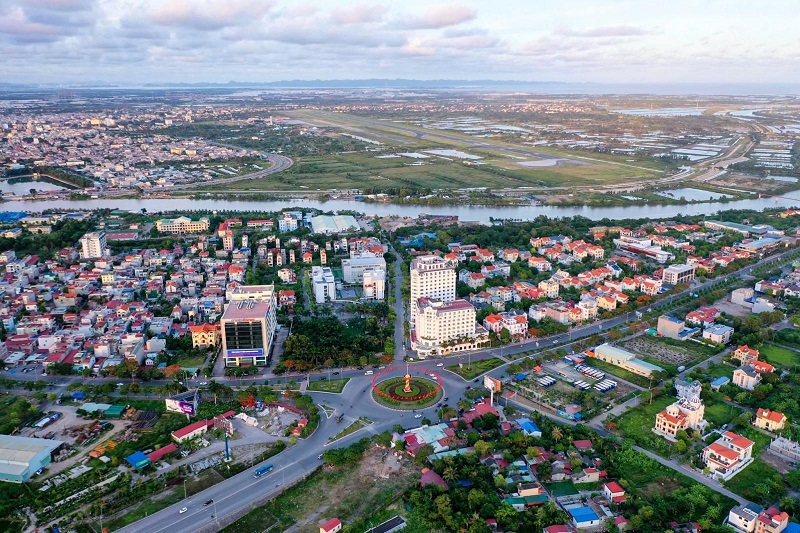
[179,507,188,514]
[414,414,422,419]
[436,363,443,367]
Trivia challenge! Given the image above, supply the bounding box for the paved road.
[117,368,470,533]
[168,153,293,191]
[390,245,406,362]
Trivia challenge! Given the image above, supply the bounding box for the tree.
[551,426,563,443]
[473,440,491,457]
[415,444,434,464]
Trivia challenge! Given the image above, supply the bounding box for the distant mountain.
[138,79,573,89]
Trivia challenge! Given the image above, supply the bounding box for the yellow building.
[190,323,219,348]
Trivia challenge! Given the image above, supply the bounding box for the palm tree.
[551,426,563,443]
[443,466,457,484]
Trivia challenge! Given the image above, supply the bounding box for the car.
[465,386,471,390]
[364,370,374,375]
[35,468,43,476]
[473,378,480,383]
[199,381,208,386]
[332,371,340,375]
[436,363,443,367]
[414,414,422,419]
[204,499,213,506]
[319,377,327,381]
[179,507,188,514]
[318,453,323,459]
[116,382,124,387]
[429,373,436,378]
[443,397,449,401]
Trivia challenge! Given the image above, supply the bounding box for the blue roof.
[784,522,800,533]
[125,451,151,469]
[569,506,599,522]
[515,418,540,434]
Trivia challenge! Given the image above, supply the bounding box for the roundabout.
[371,366,443,410]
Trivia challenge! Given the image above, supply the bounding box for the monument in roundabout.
[371,363,443,410]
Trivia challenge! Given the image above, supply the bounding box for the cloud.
[556,25,649,38]
[23,0,96,12]
[147,0,274,31]
[394,2,476,30]
[331,4,387,25]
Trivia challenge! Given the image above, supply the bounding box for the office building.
[155,216,210,234]
[0,435,63,483]
[220,297,277,367]
[79,231,107,259]
[362,267,386,300]
[410,255,456,322]
[342,255,386,283]
[662,263,696,285]
[311,266,336,303]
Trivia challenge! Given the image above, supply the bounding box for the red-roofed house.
[319,518,342,533]
[148,443,178,463]
[702,431,754,480]
[603,481,626,503]
[754,408,787,431]
[462,398,499,424]
[750,360,775,374]
[544,526,570,533]
[573,439,593,451]
[420,468,448,490]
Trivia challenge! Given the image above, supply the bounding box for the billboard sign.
[226,348,264,358]
[165,390,199,416]
[483,376,502,392]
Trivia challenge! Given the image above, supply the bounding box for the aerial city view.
[1,1,800,533]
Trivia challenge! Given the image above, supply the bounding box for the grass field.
[446,357,504,380]
[759,343,800,367]
[723,458,787,503]
[703,401,742,427]
[613,396,673,456]
[307,378,350,393]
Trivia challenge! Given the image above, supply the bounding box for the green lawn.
[446,357,504,380]
[758,343,800,368]
[723,458,787,504]
[104,489,184,530]
[703,401,742,427]
[178,355,206,368]
[330,419,371,442]
[307,378,350,393]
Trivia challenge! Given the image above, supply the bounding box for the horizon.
[1,0,798,86]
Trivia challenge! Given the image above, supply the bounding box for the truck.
[253,464,274,478]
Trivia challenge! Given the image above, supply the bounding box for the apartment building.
[311,266,336,303]
[410,255,456,322]
[79,231,107,259]
[362,267,386,300]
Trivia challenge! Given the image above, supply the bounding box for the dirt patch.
[761,448,797,474]
[639,477,681,497]
[287,447,417,533]
[713,298,752,319]
[622,337,696,366]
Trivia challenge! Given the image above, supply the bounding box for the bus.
[253,464,274,478]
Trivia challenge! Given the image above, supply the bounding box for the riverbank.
[3,190,800,222]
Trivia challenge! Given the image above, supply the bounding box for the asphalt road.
[168,152,293,191]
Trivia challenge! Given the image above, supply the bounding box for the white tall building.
[362,267,386,300]
[412,298,480,357]
[311,266,336,303]
[409,255,456,322]
[79,231,107,259]
[342,256,386,283]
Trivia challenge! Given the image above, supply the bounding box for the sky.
[1,0,799,85]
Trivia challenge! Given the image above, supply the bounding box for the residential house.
[754,409,787,432]
[703,432,755,480]
[733,365,761,390]
[602,481,626,504]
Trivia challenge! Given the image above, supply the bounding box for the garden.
[445,357,504,380]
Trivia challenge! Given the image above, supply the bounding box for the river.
[2,194,800,222]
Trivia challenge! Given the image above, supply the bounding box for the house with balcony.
[702,432,754,481]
